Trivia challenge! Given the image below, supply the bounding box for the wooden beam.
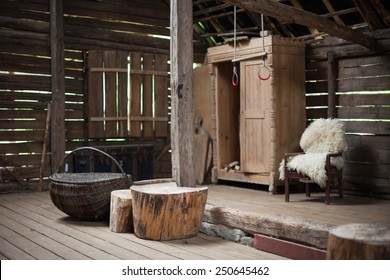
[290,0,321,38]
[50,0,66,173]
[327,51,337,118]
[354,0,386,30]
[203,204,332,249]
[170,0,196,187]
[370,0,390,27]
[322,0,345,26]
[223,0,383,51]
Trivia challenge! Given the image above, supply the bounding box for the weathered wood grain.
[170,0,196,187]
[131,182,208,240]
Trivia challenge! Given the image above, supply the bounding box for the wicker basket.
[49,147,132,220]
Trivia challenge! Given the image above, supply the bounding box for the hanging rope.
[258,13,271,81]
[232,6,239,87]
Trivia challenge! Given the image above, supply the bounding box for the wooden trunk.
[109,189,133,233]
[203,36,306,192]
[130,181,208,240]
[327,223,390,259]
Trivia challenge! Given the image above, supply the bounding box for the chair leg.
[285,177,290,202]
[338,173,343,199]
[305,183,310,197]
[325,180,330,205]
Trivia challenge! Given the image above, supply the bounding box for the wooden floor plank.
[0,208,89,259]
[0,191,286,260]
[0,197,145,260]
[18,193,236,260]
[2,193,215,260]
[0,222,62,260]
[7,194,185,260]
[3,184,387,260]
[0,236,34,260]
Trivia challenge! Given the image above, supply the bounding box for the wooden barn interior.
[0,0,389,260]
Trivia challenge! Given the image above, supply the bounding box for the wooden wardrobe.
[202,35,307,192]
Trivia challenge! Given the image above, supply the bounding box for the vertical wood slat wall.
[305,46,390,197]
[0,0,172,189]
[88,50,169,139]
[0,1,84,185]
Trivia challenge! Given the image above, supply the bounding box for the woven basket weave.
[49,147,132,220]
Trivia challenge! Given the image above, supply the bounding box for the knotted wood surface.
[131,182,208,240]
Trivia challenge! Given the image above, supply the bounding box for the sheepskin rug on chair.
[279,118,348,188]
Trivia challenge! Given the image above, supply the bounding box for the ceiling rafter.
[370,0,390,27]
[222,0,384,52]
[321,0,345,26]
[354,0,386,30]
[290,0,322,38]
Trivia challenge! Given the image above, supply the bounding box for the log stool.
[109,189,133,233]
[130,180,208,240]
[327,223,390,259]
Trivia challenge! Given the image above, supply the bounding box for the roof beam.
[222,0,382,51]
[354,0,386,30]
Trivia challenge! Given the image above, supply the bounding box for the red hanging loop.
[232,73,239,87]
[258,65,271,81]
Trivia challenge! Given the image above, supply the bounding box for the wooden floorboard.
[1,184,388,260]
[206,184,390,226]
[0,190,288,260]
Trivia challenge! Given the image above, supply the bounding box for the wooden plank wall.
[0,1,84,188]
[306,32,390,198]
[0,0,173,190]
[88,51,169,139]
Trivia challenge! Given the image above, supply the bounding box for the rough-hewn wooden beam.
[223,0,382,51]
[170,0,196,187]
[327,51,337,118]
[203,204,332,249]
[50,0,65,173]
[354,0,386,30]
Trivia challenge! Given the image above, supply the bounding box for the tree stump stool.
[130,180,208,240]
[327,223,390,259]
[109,189,133,233]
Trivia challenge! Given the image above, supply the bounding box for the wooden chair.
[284,152,343,204]
[281,118,347,205]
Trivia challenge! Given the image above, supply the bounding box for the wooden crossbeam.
[90,116,169,122]
[90,67,168,76]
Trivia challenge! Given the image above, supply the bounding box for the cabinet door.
[240,59,271,173]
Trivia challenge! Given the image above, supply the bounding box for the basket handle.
[56,146,126,176]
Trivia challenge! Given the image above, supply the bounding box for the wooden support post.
[327,223,390,259]
[170,0,196,187]
[109,190,133,233]
[128,1,208,242]
[327,51,337,118]
[50,0,66,173]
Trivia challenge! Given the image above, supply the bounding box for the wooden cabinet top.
[207,35,305,64]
